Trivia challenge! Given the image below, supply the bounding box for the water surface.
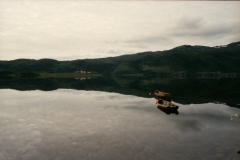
[1,87,239,160]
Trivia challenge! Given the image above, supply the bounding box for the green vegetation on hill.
[0,41,239,75]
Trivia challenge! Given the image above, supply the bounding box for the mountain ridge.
[0,41,239,74]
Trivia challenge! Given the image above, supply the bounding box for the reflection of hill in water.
[0,76,239,106]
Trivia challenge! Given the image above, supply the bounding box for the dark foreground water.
[1,87,240,160]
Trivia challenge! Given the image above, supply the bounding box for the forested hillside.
[0,42,239,75]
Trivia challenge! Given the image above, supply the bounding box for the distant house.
[81,70,86,73]
[75,70,86,73]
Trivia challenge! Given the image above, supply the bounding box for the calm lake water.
[0,77,240,160]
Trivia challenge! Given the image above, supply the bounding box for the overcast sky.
[0,1,239,60]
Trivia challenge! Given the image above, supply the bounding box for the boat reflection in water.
[157,106,179,115]
[154,90,171,97]
[155,96,172,102]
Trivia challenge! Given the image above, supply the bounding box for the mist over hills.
[0,41,239,75]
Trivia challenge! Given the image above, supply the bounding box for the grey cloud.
[171,16,238,39]
[172,24,236,38]
[121,15,238,50]
[174,119,205,132]
[122,35,175,52]
[125,36,172,45]
[96,48,138,57]
[178,17,204,29]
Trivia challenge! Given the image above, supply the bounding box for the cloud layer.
[0,1,239,60]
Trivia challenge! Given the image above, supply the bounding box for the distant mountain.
[227,41,240,47]
[0,41,239,74]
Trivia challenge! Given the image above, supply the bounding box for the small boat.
[156,99,179,109]
[155,90,171,97]
[157,106,179,115]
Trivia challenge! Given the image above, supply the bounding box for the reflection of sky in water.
[1,89,240,160]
